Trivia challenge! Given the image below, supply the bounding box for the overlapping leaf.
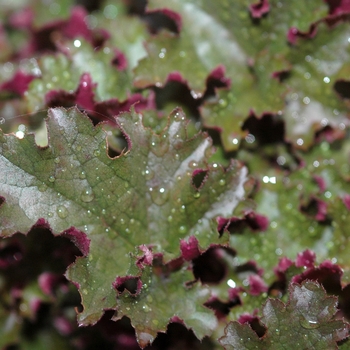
[220,281,349,349]
[139,0,349,151]
[26,40,132,111]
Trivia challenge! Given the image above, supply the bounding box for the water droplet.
[48,176,55,183]
[150,137,169,157]
[82,289,88,295]
[180,205,186,213]
[300,316,320,329]
[87,210,92,217]
[303,96,310,105]
[48,212,53,218]
[193,192,200,199]
[54,157,60,164]
[79,171,86,179]
[57,205,68,219]
[174,111,185,121]
[167,215,173,222]
[94,149,101,157]
[219,99,227,107]
[188,160,198,168]
[81,189,94,202]
[150,186,169,206]
[219,179,226,186]
[120,218,125,225]
[38,183,47,192]
[245,134,255,144]
[144,168,154,180]
[101,208,106,215]
[142,304,151,312]
[179,226,187,234]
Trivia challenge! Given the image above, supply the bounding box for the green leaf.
[115,265,217,347]
[284,20,350,149]
[0,308,21,348]
[139,0,349,151]
[0,107,252,343]
[220,281,349,349]
[26,40,132,112]
[93,2,148,71]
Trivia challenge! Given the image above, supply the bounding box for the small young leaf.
[220,280,349,349]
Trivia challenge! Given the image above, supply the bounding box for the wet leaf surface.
[0,106,252,346]
[220,281,349,349]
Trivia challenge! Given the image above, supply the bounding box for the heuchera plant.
[1,0,350,348]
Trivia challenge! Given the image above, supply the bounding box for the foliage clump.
[1,0,350,349]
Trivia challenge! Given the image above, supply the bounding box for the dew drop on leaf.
[189,160,198,168]
[299,315,320,329]
[94,149,100,157]
[79,171,86,179]
[179,226,187,234]
[174,112,185,121]
[38,183,47,192]
[142,304,151,312]
[57,205,68,219]
[150,186,169,206]
[193,192,200,199]
[81,189,95,202]
[48,176,55,183]
[150,139,169,157]
[54,157,60,164]
[144,168,155,180]
[48,212,53,218]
